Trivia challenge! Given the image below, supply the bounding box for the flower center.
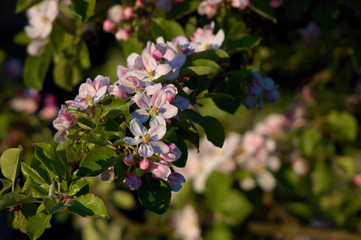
[85,94,93,104]
[203,43,212,50]
[143,134,151,142]
[146,70,154,78]
[149,107,159,117]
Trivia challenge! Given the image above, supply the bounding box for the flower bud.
[123,6,134,19]
[103,19,115,33]
[124,175,142,190]
[139,158,151,170]
[115,28,131,41]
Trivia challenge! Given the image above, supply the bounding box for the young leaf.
[22,178,48,198]
[0,147,23,185]
[138,173,171,214]
[24,44,53,90]
[77,147,118,177]
[71,0,96,22]
[0,192,36,210]
[327,110,357,141]
[26,212,52,240]
[150,18,185,41]
[67,178,89,196]
[15,0,42,13]
[201,116,225,148]
[0,179,12,196]
[21,162,47,185]
[67,193,109,218]
[249,0,277,23]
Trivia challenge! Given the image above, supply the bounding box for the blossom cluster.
[53,23,225,192]
[178,113,289,192]
[198,0,249,19]
[103,4,134,41]
[24,0,59,56]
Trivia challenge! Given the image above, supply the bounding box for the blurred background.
[1,0,361,239]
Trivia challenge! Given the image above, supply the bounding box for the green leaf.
[205,224,233,240]
[327,110,357,141]
[249,0,277,23]
[30,156,52,185]
[138,174,171,214]
[71,0,96,22]
[187,62,223,76]
[79,42,91,69]
[0,147,23,185]
[191,49,229,61]
[22,178,48,198]
[24,44,53,90]
[21,162,46,185]
[33,143,68,181]
[68,178,89,196]
[80,133,107,146]
[8,209,28,234]
[111,190,136,210]
[167,0,199,19]
[26,212,51,240]
[205,171,233,210]
[15,0,42,13]
[122,36,144,57]
[53,55,83,91]
[101,97,131,113]
[0,192,36,210]
[150,18,185,41]
[77,147,118,177]
[299,127,322,157]
[68,193,109,218]
[0,179,12,196]
[183,110,225,148]
[77,117,96,130]
[284,202,312,219]
[311,162,332,196]
[225,34,262,52]
[13,31,32,46]
[218,190,252,222]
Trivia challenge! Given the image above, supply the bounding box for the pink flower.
[25,0,58,39]
[115,28,131,41]
[66,75,110,110]
[123,118,170,157]
[151,161,171,180]
[198,1,218,19]
[40,104,58,120]
[27,39,46,56]
[191,22,225,52]
[53,105,74,143]
[132,89,178,123]
[231,0,249,9]
[103,19,115,33]
[160,143,182,162]
[353,174,361,186]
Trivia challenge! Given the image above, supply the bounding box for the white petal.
[124,136,142,145]
[148,125,166,140]
[131,109,149,123]
[149,116,166,127]
[129,118,147,137]
[150,140,170,154]
[139,143,154,157]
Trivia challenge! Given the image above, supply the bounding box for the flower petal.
[150,140,170,154]
[131,109,149,123]
[124,136,142,145]
[129,118,147,137]
[148,125,166,140]
[138,143,154,157]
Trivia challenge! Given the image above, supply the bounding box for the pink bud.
[115,28,131,41]
[103,19,115,33]
[151,161,171,181]
[354,174,361,186]
[123,6,134,19]
[136,0,145,7]
[139,158,151,170]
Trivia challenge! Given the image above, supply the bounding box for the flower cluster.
[24,0,59,56]
[103,4,134,41]
[178,113,288,192]
[198,0,249,19]
[53,23,226,192]
[243,71,280,109]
